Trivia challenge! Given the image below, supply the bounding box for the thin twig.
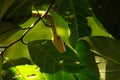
[33,5,51,27]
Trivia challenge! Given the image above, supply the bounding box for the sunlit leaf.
[55,0,92,47]
[50,10,70,44]
[2,58,32,70]
[0,22,20,43]
[2,58,39,80]
[86,16,112,38]
[22,10,70,46]
[76,40,100,80]
[4,41,30,60]
[21,17,52,41]
[2,64,42,80]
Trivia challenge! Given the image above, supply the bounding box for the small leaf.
[28,40,83,74]
[0,22,20,43]
[86,16,112,38]
[76,40,100,80]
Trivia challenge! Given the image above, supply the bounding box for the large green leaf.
[2,0,32,24]
[22,10,70,46]
[2,58,39,80]
[0,22,20,43]
[2,64,42,80]
[54,0,92,48]
[76,40,100,80]
[28,40,83,73]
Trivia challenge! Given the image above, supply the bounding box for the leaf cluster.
[0,0,120,80]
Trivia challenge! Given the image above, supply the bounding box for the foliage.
[0,0,120,80]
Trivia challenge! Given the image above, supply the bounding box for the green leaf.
[2,64,42,80]
[0,56,3,80]
[55,0,92,47]
[84,36,120,65]
[22,10,71,46]
[0,22,20,43]
[83,36,120,80]
[50,10,70,45]
[4,41,30,60]
[74,69,99,80]
[2,0,32,24]
[22,17,52,41]
[86,16,112,38]
[106,61,120,80]
[89,0,120,40]
[42,71,76,80]
[2,58,32,70]
[76,40,100,80]
[0,0,15,20]
[28,40,83,74]
[2,58,41,80]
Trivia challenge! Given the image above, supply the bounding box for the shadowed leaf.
[76,40,100,80]
[28,40,83,74]
[2,0,32,24]
[0,22,20,43]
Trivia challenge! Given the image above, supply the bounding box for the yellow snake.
[32,11,66,53]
